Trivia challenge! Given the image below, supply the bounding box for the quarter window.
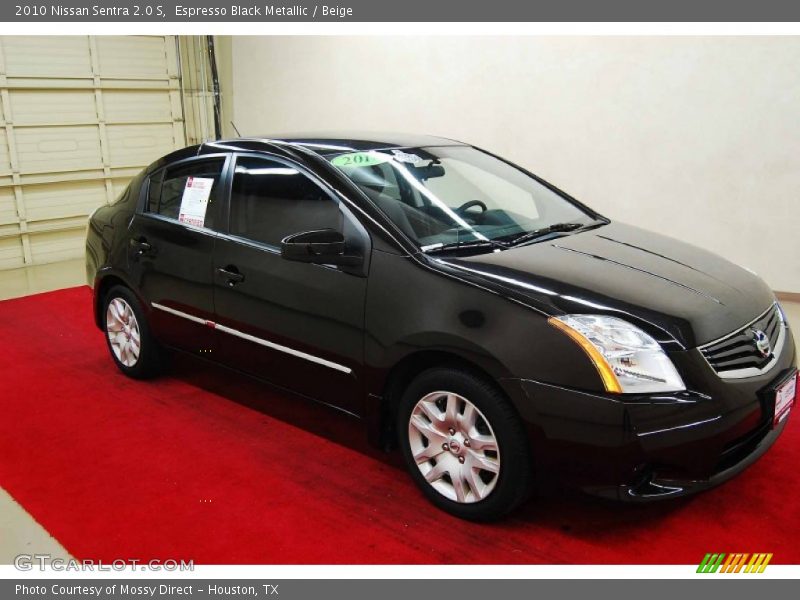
[146,170,163,213]
[229,156,343,247]
[146,158,225,229]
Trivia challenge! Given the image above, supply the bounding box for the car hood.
[435,222,775,348]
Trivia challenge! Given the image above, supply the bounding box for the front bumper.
[504,327,797,501]
[607,416,788,501]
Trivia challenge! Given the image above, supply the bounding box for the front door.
[212,154,370,415]
[127,154,229,356]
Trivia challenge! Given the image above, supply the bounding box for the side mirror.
[280,229,362,267]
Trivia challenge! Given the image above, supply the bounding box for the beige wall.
[230,36,800,292]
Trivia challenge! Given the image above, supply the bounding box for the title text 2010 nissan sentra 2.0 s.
[85,133,797,520]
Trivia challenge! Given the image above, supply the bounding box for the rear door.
[212,153,370,415]
[127,154,230,356]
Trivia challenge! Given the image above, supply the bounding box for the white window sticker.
[391,149,423,164]
[178,177,214,227]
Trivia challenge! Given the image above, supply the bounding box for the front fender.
[364,249,606,396]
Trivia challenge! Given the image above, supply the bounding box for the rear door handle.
[130,237,152,255]
[217,266,245,286]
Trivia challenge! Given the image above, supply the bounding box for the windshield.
[328,145,599,252]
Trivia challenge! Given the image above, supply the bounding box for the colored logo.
[752,329,772,358]
[697,552,773,573]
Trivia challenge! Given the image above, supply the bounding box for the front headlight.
[549,314,685,394]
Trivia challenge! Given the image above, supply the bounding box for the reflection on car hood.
[437,222,775,348]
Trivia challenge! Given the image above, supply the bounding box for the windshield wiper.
[422,239,503,255]
[423,220,605,254]
[504,221,588,247]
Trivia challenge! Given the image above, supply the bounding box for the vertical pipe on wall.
[198,36,211,143]
[207,35,222,140]
[175,37,190,146]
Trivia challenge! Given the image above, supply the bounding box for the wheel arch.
[92,270,141,330]
[368,347,518,450]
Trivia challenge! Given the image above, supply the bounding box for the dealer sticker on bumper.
[774,373,796,426]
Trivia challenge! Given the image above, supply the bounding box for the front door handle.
[217,266,245,286]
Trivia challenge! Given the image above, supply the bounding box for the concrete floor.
[0,259,798,563]
[0,489,71,563]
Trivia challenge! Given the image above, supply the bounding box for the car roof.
[145,132,469,174]
[202,132,468,156]
[258,132,468,154]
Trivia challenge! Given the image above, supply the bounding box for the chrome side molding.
[151,302,352,374]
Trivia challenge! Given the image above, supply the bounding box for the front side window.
[146,158,225,229]
[328,145,600,253]
[229,156,343,247]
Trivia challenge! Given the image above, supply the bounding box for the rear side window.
[229,156,343,247]
[146,158,225,229]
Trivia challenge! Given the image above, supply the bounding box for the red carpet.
[1,286,798,564]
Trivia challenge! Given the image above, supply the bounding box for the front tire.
[103,285,162,379]
[397,367,533,521]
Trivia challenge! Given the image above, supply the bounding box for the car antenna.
[230,121,242,137]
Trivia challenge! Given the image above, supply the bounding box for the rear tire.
[397,367,532,521]
[102,285,162,379]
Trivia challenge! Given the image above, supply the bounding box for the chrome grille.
[700,304,786,378]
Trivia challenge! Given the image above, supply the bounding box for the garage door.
[0,36,187,270]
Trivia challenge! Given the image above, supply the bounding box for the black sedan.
[85,133,797,520]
